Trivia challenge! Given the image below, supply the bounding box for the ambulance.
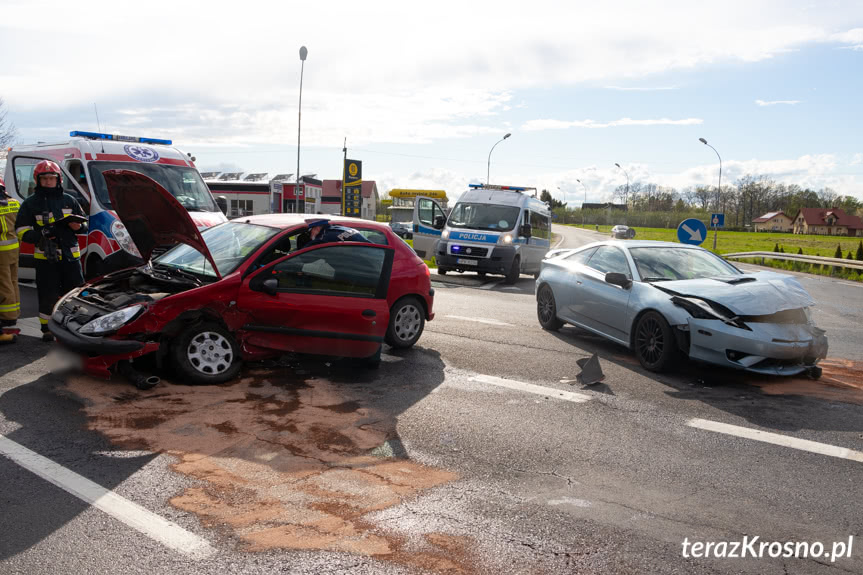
[413,184,551,284]
[3,131,227,278]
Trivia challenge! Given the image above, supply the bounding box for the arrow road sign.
[677,218,707,245]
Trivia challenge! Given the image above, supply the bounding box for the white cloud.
[755,99,802,106]
[604,85,680,91]
[522,118,703,131]
[851,154,863,165]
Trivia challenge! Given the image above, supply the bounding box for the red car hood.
[103,170,222,279]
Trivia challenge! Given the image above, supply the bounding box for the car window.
[586,246,631,278]
[564,247,597,264]
[629,247,741,280]
[352,227,389,245]
[269,245,388,297]
[529,210,551,239]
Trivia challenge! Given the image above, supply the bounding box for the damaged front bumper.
[684,318,828,376]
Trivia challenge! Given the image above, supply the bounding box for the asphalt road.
[1,230,861,575]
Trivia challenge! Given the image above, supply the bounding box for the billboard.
[343,159,362,216]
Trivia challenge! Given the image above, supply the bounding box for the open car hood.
[654,271,815,315]
[103,170,221,279]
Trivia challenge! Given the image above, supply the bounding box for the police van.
[4,131,227,278]
[413,184,551,284]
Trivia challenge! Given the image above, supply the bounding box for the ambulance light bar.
[69,131,173,145]
[468,184,536,192]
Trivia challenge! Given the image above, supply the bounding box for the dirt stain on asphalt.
[67,370,476,573]
[746,357,863,404]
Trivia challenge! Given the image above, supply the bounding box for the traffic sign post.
[677,218,707,246]
[710,213,724,250]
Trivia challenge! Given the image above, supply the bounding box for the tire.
[437,268,448,275]
[477,271,487,278]
[537,284,564,331]
[633,311,677,372]
[172,322,242,384]
[385,297,425,349]
[504,256,520,285]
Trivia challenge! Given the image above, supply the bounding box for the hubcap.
[187,331,233,375]
[394,304,421,342]
[636,318,664,365]
[538,287,555,324]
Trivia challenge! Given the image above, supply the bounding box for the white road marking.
[17,281,36,289]
[444,315,513,326]
[501,286,520,291]
[687,418,863,463]
[0,435,216,558]
[470,374,591,403]
[479,281,501,290]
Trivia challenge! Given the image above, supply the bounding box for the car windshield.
[88,162,219,212]
[448,203,521,232]
[629,247,741,281]
[155,222,280,278]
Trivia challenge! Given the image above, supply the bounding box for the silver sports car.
[536,240,828,377]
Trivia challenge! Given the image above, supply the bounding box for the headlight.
[441,229,449,239]
[78,305,143,335]
[52,288,82,315]
[111,220,142,258]
[502,234,513,244]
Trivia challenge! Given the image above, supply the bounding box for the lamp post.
[576,178,588,226]
[699,137,722,250]
[487,133,511,185]
[614,163,630,223]
[296,45,308,214]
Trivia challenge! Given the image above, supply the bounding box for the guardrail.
[723,251,863,271]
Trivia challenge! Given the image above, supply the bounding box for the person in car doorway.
[298,219,371,249]
[0,177,21,344]
[15,160,87,342]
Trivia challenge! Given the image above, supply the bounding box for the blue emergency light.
[70,131,172,145]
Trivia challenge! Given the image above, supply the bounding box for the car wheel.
[437,267,448,275]
[504,256,520,285]
[172,322,242,384]
[385,297,425,349]
[633,311,677,372]
[537,284,564,331]
[477,271,487,278]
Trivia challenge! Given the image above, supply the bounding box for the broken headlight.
[78,305,143,335]
[672,296,751,330]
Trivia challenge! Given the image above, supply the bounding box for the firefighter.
[15,160,87,342]
[0,176,21,344]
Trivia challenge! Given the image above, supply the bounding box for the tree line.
[541,175,861,230]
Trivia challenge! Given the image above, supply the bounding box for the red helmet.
[33,160,63,185]
[0,176,5,189]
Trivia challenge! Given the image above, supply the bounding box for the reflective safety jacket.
[0,195,20,254]
[15,186,87,261]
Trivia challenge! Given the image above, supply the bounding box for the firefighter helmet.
[33,160,63,185]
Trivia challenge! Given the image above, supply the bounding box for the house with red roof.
[752,211,793,232]
[791,207,863,237]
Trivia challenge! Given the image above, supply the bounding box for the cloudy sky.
[2,0,862,204]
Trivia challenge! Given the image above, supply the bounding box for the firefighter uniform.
[0,179,21,344]
[15,163,87,340]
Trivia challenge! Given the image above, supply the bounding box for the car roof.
[580,239,703,250]
[235,213,389,230]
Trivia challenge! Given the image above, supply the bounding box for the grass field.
[568,224,863,281]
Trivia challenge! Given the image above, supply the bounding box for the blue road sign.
[677,218,707,245]
[710,213,725,228]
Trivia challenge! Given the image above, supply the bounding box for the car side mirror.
[216,196,228,214]
[254,277,279,295]
[605,272,631,289]
[434,215,446,230]
[520,223,532,238]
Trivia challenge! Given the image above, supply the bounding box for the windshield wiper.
[641,276,674,282]
[155,263,203,285]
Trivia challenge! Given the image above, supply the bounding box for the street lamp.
[576,178,588,226]
[296,45,308,214]
[699,137,722,250]
[614,163,630,220]
[487,133,511,185]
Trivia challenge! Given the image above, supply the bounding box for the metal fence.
[723,251,863,271]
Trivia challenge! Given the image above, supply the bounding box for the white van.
[413,184,551,284]
[4,130,227,278]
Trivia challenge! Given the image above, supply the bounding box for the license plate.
[456,258,478,266]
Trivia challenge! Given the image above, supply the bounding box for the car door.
[556,247,597,323]
[412,196,446,260]
[577,245,633,343]
[237,243,395,359]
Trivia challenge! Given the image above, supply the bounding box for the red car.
[48,170,435,384]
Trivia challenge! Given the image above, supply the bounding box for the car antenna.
[94,104,105,153]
